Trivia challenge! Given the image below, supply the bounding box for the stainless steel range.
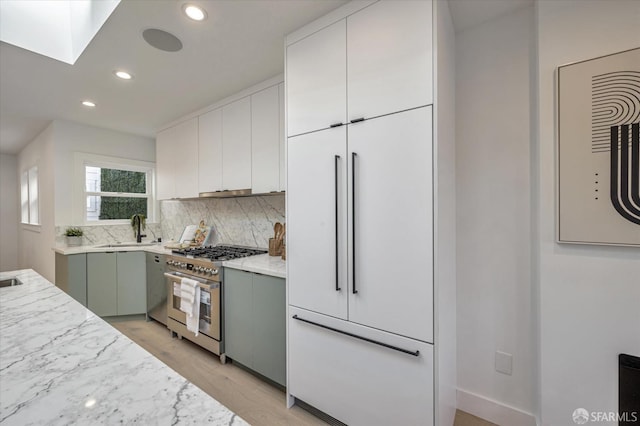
[164,245,267,363]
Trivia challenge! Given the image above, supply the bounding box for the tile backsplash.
[160,194,285,249]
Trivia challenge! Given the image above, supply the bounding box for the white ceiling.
[0,0,534,155]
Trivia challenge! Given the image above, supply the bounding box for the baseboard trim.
[457,388,538,426]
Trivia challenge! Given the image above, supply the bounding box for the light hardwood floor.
[110,318,495,426]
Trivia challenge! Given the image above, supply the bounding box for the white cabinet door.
[172,118,199,199]
[288,127,348,320]
[286,20,346,137]
[222,97,252,190]
[348,107,433,343]
[156,127,175,200]
[251,85,280,194]
[278,83,286,191]
[347,0,433,121]
[289,307,434,426]
[198,108,223,194]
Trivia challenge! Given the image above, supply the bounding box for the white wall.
[0,154,19,271]
[17,124,56,281]
[15,120,155,281]
[434,1,457,425]
[537,1,640,425]
[455,5,537,425]
[52,120,155,225]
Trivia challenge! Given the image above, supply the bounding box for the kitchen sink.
[93,243,158,248]
[0,278,23,288]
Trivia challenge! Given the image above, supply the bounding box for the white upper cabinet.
[222,97,252,190]
[278,83,286,191]
[157,79,284,199]
[251,86,280,194]
[286,20,347,137]
[173,118,199,199]
[156,118,198,200]
[198,108,223,194]
[156,126,175,200]
[347,0,433,121]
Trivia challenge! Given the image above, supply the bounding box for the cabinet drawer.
[288,307,434,426]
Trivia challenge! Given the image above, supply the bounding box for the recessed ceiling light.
[114,70,133,80]
[82,100,96,107]
[183,4,207,21]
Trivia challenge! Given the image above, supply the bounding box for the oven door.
[165,271,221,341]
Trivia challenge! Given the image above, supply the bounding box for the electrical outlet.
[495,351,513,375]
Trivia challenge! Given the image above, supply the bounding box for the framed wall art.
[557,47,640,246]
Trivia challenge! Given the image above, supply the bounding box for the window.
[21,166,39,225]
[77,154,155,224]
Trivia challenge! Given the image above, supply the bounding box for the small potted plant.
[65,227,84,246]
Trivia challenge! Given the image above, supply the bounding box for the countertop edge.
[53,244,172,255]
[222,254,286,279]
[53,246,287,278]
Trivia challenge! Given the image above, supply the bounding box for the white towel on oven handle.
[179,277,200,336]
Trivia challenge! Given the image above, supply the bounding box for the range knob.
[166,260,173,266]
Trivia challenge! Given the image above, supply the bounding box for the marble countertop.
[0,269,248,426]
[222,254,286,279]
[54,243,173,256]
[55,244,286,278]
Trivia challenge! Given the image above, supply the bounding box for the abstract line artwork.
[558,48,640,246]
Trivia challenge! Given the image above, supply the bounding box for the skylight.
[0,0,120,65]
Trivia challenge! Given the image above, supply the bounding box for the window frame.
[74,153,156,225]
[20,165,39,225]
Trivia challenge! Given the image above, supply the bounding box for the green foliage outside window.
[98,169,147,220]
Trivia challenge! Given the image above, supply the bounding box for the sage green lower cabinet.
[116,252,146,315]
[55,253,87,306]
[224,268,286,386]
[87,252,117,316]
[87,252,146,317]
[225,269,254,367]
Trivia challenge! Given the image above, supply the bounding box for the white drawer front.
[288,307,434,426]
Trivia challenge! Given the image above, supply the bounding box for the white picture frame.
[557,47,640,246]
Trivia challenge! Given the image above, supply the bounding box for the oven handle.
[164,272,220,289]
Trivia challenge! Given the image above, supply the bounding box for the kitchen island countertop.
[223,253,286,279]
[0,269,248,426]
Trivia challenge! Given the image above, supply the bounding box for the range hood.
[198,189,285,198]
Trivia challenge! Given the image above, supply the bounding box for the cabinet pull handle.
[335,155,341,292]
[330,122,344,128]
[350,117,365,124]
[352,152,358,294]
[292,315,420,357]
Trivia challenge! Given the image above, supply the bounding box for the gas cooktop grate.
[171,245,267,261]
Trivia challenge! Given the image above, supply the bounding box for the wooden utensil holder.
[269,238,283,256]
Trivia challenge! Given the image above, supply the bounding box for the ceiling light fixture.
[114,70,133,80]
[82,100,96,107]
[183,4,207,21]
[142,29,183,52]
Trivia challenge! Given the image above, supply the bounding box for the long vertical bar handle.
[352,152,358,294]
[334,155,341,292]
